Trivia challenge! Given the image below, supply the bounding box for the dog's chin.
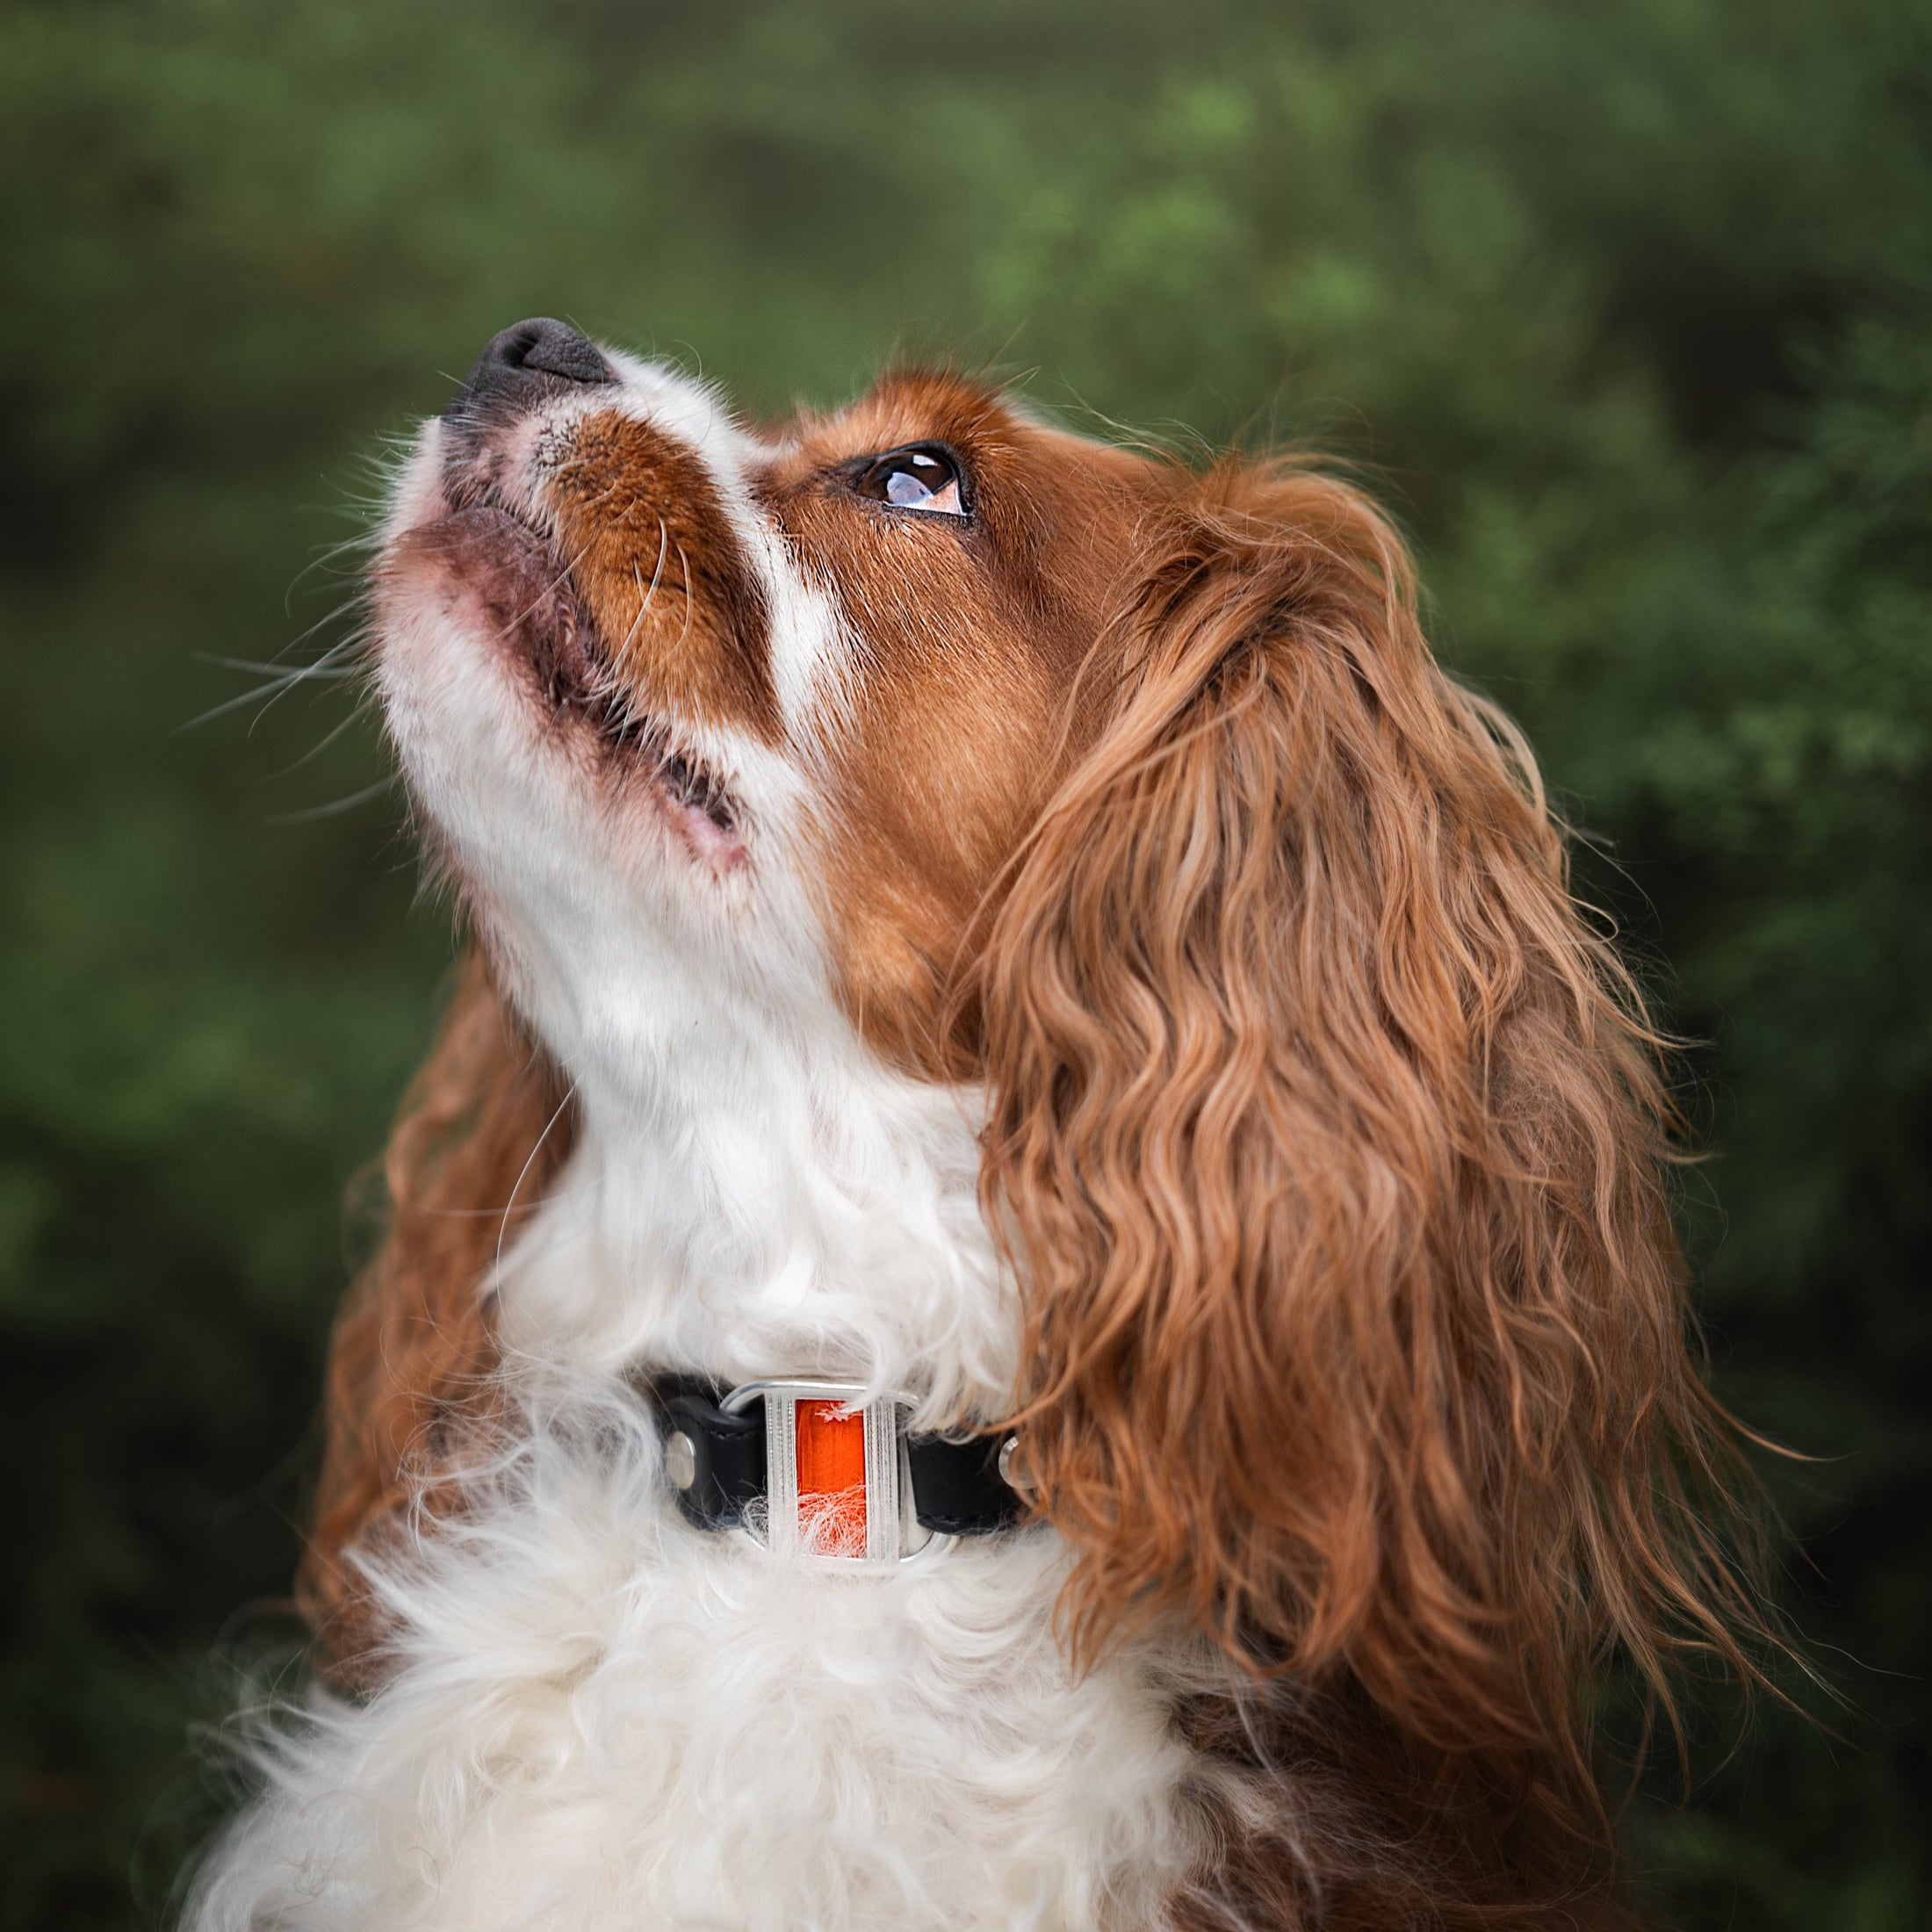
[384,490,748,876]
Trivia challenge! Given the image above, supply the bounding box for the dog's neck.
[490,934,1013,1430]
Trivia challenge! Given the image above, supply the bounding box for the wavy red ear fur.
[979,460,1771,1804]
[296,948,574,1676]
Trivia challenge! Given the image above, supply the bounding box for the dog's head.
[320,319,1764,1802]
[373,319,1195,1083]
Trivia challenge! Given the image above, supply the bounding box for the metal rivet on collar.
[665,1430,698,1493]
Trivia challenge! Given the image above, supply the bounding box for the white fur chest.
[191,1085,1207,1932]
[190,1363,1203,1932]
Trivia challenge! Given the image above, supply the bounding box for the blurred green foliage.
[3,0,1928,1924]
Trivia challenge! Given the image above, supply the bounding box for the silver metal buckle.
[721,1380,953,1569]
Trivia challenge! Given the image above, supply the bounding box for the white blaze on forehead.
[751,520,861,751]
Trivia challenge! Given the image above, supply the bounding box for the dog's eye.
[852,444,967,517]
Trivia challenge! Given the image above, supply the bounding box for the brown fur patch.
[1172,1678,1632,1931]
[546,411,778,740]
[298,952,574,1683]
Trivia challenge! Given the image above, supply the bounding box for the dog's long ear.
[296,948,573,1676]
[980,462,1765,1786]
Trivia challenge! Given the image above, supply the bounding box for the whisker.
[263,776,401,824]
[198,654,359,681]
[645,517,669,609]
[242,632,368,737]
[176,667,341,734]
[285,530,382,608]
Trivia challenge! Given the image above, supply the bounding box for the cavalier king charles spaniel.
[190,320,1764,1932]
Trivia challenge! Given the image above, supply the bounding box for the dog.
[187,319,1765,1930]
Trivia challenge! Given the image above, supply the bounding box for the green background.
[4,1,1928,1924]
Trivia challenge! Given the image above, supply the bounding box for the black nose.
[452,317,615,419]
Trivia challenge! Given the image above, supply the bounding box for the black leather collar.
[644,1373,1026,1539]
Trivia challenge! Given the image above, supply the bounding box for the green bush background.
[3,1,1928,1924]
